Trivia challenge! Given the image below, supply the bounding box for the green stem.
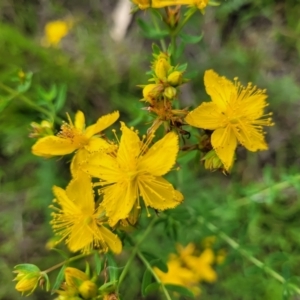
[117,216,157,289]
[234,174,300,207]
[42,252,90,274]
[0,82,53,119]
[210,174,300,216]
[150,10,167,52]
[172,7,197,37]
[198,216,300,294]
[137,250,172,300]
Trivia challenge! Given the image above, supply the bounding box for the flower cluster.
[154,242,218,295]
[31,110,183,253]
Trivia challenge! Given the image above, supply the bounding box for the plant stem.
[137,250,172,300]
[172,7,197,37]
[0,82,53,118]
[198,216,300,294]
[150,10,167,52]
[117,216,157,289]
[42,252,90,274]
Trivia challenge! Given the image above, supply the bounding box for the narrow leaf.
[106,253,118,282]
[145,282,161,296]
[141,269,154,297]
[179,32,203,44]
[94,252,102,275]
[51,265,66,294]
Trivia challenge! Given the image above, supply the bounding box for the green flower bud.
[202,150,224,171]
[13,264,42,296]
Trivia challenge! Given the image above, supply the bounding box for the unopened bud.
[155,58,170,81]
[202,150,223,171]
[13,264,42,296]
[163,86,177,99]
[167,71,183,86]
[79,280,97,299]
[142,84,163,103]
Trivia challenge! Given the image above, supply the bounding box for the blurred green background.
[1,0,300,299]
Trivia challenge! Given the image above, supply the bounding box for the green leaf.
[165,284,195,298]
[51,265,66,294]
[54,84,67,112]
[0,96,13,113]
[14,264,40,273]
[141,269,154,297]
[145,282,161,295]
[176,63,188,73]
[179,32,203,44]
[98,281,118,293]
[106,253,118,282]
[137,18,169,39]
[152,43,161,55]
[94,252,102,275]
[141,252,168,273]
[51,248,69,260]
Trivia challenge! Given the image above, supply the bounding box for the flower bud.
[163,86,177,99]
[202,150,224,171]
[13,264,41,296]
[142,84,163,103]
[29,120,54,138]
[167,71,183,86]
[65,267,88,288]
[79,280,97,299]
[155,58,170,81]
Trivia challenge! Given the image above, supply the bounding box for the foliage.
[1,1,300,300]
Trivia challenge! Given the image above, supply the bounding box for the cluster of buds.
[141,45,189,135]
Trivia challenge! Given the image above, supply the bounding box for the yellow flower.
[13,264,42,296]
[155,258,197,286]
[181,248,217,283]
[50,171,122,254]
[32,111,119,175]
[185,70,273,170]
[42,19,73,47]
[82,122,183,226]
[132,0,187,9]
[56,267,97,299]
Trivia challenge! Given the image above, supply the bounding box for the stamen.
[112,129,119,145]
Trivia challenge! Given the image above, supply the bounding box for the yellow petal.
[32,136,78,157]
[98,226,122,254]
[81,152,120,183]
[52,186,81,215]
[204,70,237,112]
[138,175,183,210]
[84,137,111,152]
[211,127,237,171]
[85,111,119,138]
[67,222,93,253]
[234,125,268,152]
[74,111,85,132]
[70,149,90,177]
[138,132,179,176]
[101,181,137,226]
[185,102,223,130]
[66,172,94,214]
[117,123,141,168]
[65,267,89,287]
